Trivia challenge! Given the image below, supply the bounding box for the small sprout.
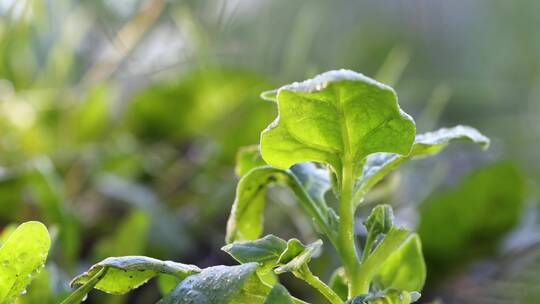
[365,204,394,236]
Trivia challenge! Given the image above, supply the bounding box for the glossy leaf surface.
[160,263,270,304]
[70,256,200,295]
[261,69,415,176]
[0,221,51,304]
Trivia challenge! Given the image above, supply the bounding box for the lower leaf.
[225,164,339,246]
[70,256,200,295]
[160,263,271,304]
[0,221,51,304]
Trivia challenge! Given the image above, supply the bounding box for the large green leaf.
[70,256,200,295]
[275,239,323,274]
[222,235,287,270]
[0,221,51,303]
[160,263,271,304]
[373,234,425,292]
[355,125,489,204]
[418,162,525,276]
[225,163,338,245]
[260,69,415,177]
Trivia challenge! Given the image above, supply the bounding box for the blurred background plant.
[0,0,538,303]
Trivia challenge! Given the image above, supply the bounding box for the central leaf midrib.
[333,87,399,163]
[282,116,340,155]
[333,85,353,168]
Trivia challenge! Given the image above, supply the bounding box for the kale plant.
[1,70,489,304]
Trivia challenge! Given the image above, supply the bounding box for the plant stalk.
[296,265,343,304]
[338,161,362,297]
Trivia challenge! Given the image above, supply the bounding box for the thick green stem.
[338,162,362,297]
[296,265,343,304]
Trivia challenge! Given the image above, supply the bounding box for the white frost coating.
[70,255,201,288]
[278,69,394,94]
[415,125,490,148]
[261,69,402,135]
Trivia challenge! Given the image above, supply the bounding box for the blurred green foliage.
[419,162,526,281]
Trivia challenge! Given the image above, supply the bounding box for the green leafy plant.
[224,70,488,302]
[0,221,51,304]
[2,70,489,303]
